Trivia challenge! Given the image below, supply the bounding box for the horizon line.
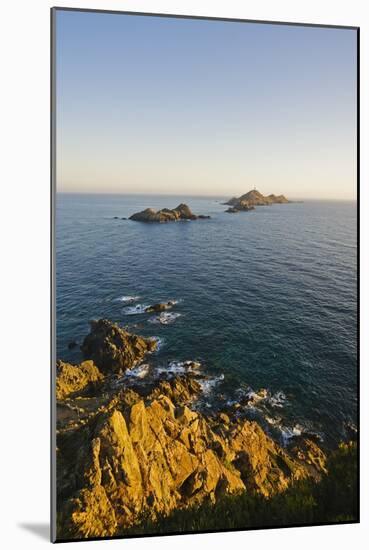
[55,190,356,202]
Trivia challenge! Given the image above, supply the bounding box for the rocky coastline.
[56,318,334,540]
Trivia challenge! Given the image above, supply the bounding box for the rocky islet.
[224,189,290,213]
[129,203,211,223]
[127,190,290,221]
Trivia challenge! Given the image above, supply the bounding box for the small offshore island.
[56,317,357,540]
[126,190,291,221]
[225,189,290,213]
[130,203,211,223]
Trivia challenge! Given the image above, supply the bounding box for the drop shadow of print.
[18,523,49,541]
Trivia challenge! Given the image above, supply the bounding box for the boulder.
[145,301,175,313]
[56,360,104,400]
[81,319,157,374]
[172,203,197,220]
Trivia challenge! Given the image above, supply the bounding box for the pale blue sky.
[55,10,357,199]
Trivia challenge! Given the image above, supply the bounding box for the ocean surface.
[56,193,357,447]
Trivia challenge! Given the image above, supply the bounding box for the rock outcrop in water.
[56,319,328,540]
[145,301,176,313]
[224,189,289,212]
[129,203,210,223]
[81,319,157,374]
[226,205,254,213]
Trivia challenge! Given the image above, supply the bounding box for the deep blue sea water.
[56,194,357,447]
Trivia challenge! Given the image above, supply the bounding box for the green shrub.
[122,442,358,536]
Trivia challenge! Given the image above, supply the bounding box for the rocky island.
[145,301,176,313]
[226,205,254,213]
[55,317,356,540]
[225,189,290,213]
[129,203,210,223]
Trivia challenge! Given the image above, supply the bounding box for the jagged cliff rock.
[225,189,289,211]
[56,374,326,539]
[56,360,104,400]
[129,203,210,223]
[81,319,157,374]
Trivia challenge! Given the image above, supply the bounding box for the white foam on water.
[265,415,282,426]
[245,389,268,404]
[158,362,184,376]
[115,295,140,303]
[233,387,323,447]
[243,388,287,409]
[198,374,225,395]
[226,398,238,407]
[147,299,180,308]
[279,425,301,445]
[122,304,149,315]
[182,360,201,370]
[278,422,316,446]
[149,336,164,351]
[125,363,150,379]
[269,391,287,408]
[344,420,357,433]
[148,312,182,325]
[156,360,201,376]
[123,299,181,315]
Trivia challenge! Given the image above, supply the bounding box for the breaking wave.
[149,336,164,351]
[198,373,225,395]
[114,295,140,303]
[242,388,288,410]
[156,359,202,376]
[125,363,150,379]
[148,312,182,325]
[122,304,149,315]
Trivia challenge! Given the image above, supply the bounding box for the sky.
[55,10,357,200]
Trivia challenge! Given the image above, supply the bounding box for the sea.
[55,193,357,448]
